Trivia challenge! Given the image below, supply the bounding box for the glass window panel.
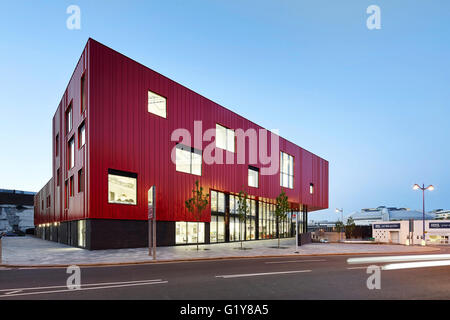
[230,218,235,241]
[187,222,204,244]
[148,90,166,118]
[230,196,235,214]
[176,147,191,174]
[79,124,85,147]
[78,220,86,247]
[191,151,202,176]
[210,216,217,243]
[176,222,187,244]
[227,128,235,152]
[251,200,256,216]
[69,138,75,169]
[248,168,258,188]
[217,216,225,242]
[218,192,225,213]
[108,172,137,205]
[289,175,293,189]
[215,124,227,150]
[211,191,217,212]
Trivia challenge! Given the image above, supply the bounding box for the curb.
[0,247,441,269]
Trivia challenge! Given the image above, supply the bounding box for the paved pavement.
[1,253,449,299]
[0,236,439,266]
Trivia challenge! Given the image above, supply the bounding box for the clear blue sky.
[1,1,449,221]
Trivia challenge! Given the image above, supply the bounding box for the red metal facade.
[35,38,328,226]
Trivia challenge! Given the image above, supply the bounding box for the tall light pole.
[335,208,343,242]
[413,183,434,246]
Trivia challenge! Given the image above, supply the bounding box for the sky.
[0,0,449,221]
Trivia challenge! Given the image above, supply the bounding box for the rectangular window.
[280,152,294,189]
[68,137,75,169]
[108,169,137,205]
[210,190,217,212]
[55,134,59,157]
[78,122,85,148]
[66,104,72,134]
[78,168,84,193]
[56,168,60,186]
[248,166,259,188]
[175,144,202,176]
[215,124,234,152]
[69,176,74,197]
[148,90,166,118]
[64,180,68,209]
[81,73,86,113]
[310,183,314,194]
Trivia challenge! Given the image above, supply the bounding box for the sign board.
[429,222,450,229]
[373,223,401,229]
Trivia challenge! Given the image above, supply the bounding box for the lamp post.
[335,208,343,242]
[413,183,434,246]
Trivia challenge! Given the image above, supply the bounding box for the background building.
[348,206,436,226]
[0,189,35,234]
[372,220,450,245]
[34,39,329,250]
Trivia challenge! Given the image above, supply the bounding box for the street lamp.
[413,183,434,246]
[335,208,344,242]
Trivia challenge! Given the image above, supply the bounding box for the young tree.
[275,190,290,248]
[335,220,345,242]
[185,180,209,251]
[237,189,249,249]
[345,217,356,239]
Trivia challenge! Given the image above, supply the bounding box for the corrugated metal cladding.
[35,38,329,226]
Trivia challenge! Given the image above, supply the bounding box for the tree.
[275,190,290,248]
[335,220,345,242]
[345,217,356,239]
[236,189,249,249]
[185,180,209,251]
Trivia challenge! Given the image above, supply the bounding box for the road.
[0,250,449,300]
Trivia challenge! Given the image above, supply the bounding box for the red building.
[34,39,329,250]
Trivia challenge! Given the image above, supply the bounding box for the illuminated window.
[68,138,75,169]
[175,144,202,176]
[215,124,234,152]
[148,90,166,118]
[248,166,259,188]
[280,152,294,189]
[78,122,85,148]
[66,104,72,134]
[310,183,314,194]
[108,169,137,205]
[78,220,86,247]
[176,221,205,244]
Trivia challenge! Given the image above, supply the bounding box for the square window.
[248,166,259,188]
[148,90,166,118]
[175,144,202,176]
[215,124,234,152]
[108,169,137,205]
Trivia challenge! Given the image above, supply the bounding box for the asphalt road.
[0,250,449,300]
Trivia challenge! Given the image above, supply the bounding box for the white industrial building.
[349,206,436,226]
[372,220,450,245]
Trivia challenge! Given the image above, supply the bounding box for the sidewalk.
[0,236,439,267]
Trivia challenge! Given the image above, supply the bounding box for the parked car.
[319,238,329,243]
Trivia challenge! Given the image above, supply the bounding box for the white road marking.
[216,270,311,279]
[347,254,450,265]
[0,279,163,292]
[382,260,450,271]
[0,280,168,298]
[265,259,326,264]
[347,267,369,270]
